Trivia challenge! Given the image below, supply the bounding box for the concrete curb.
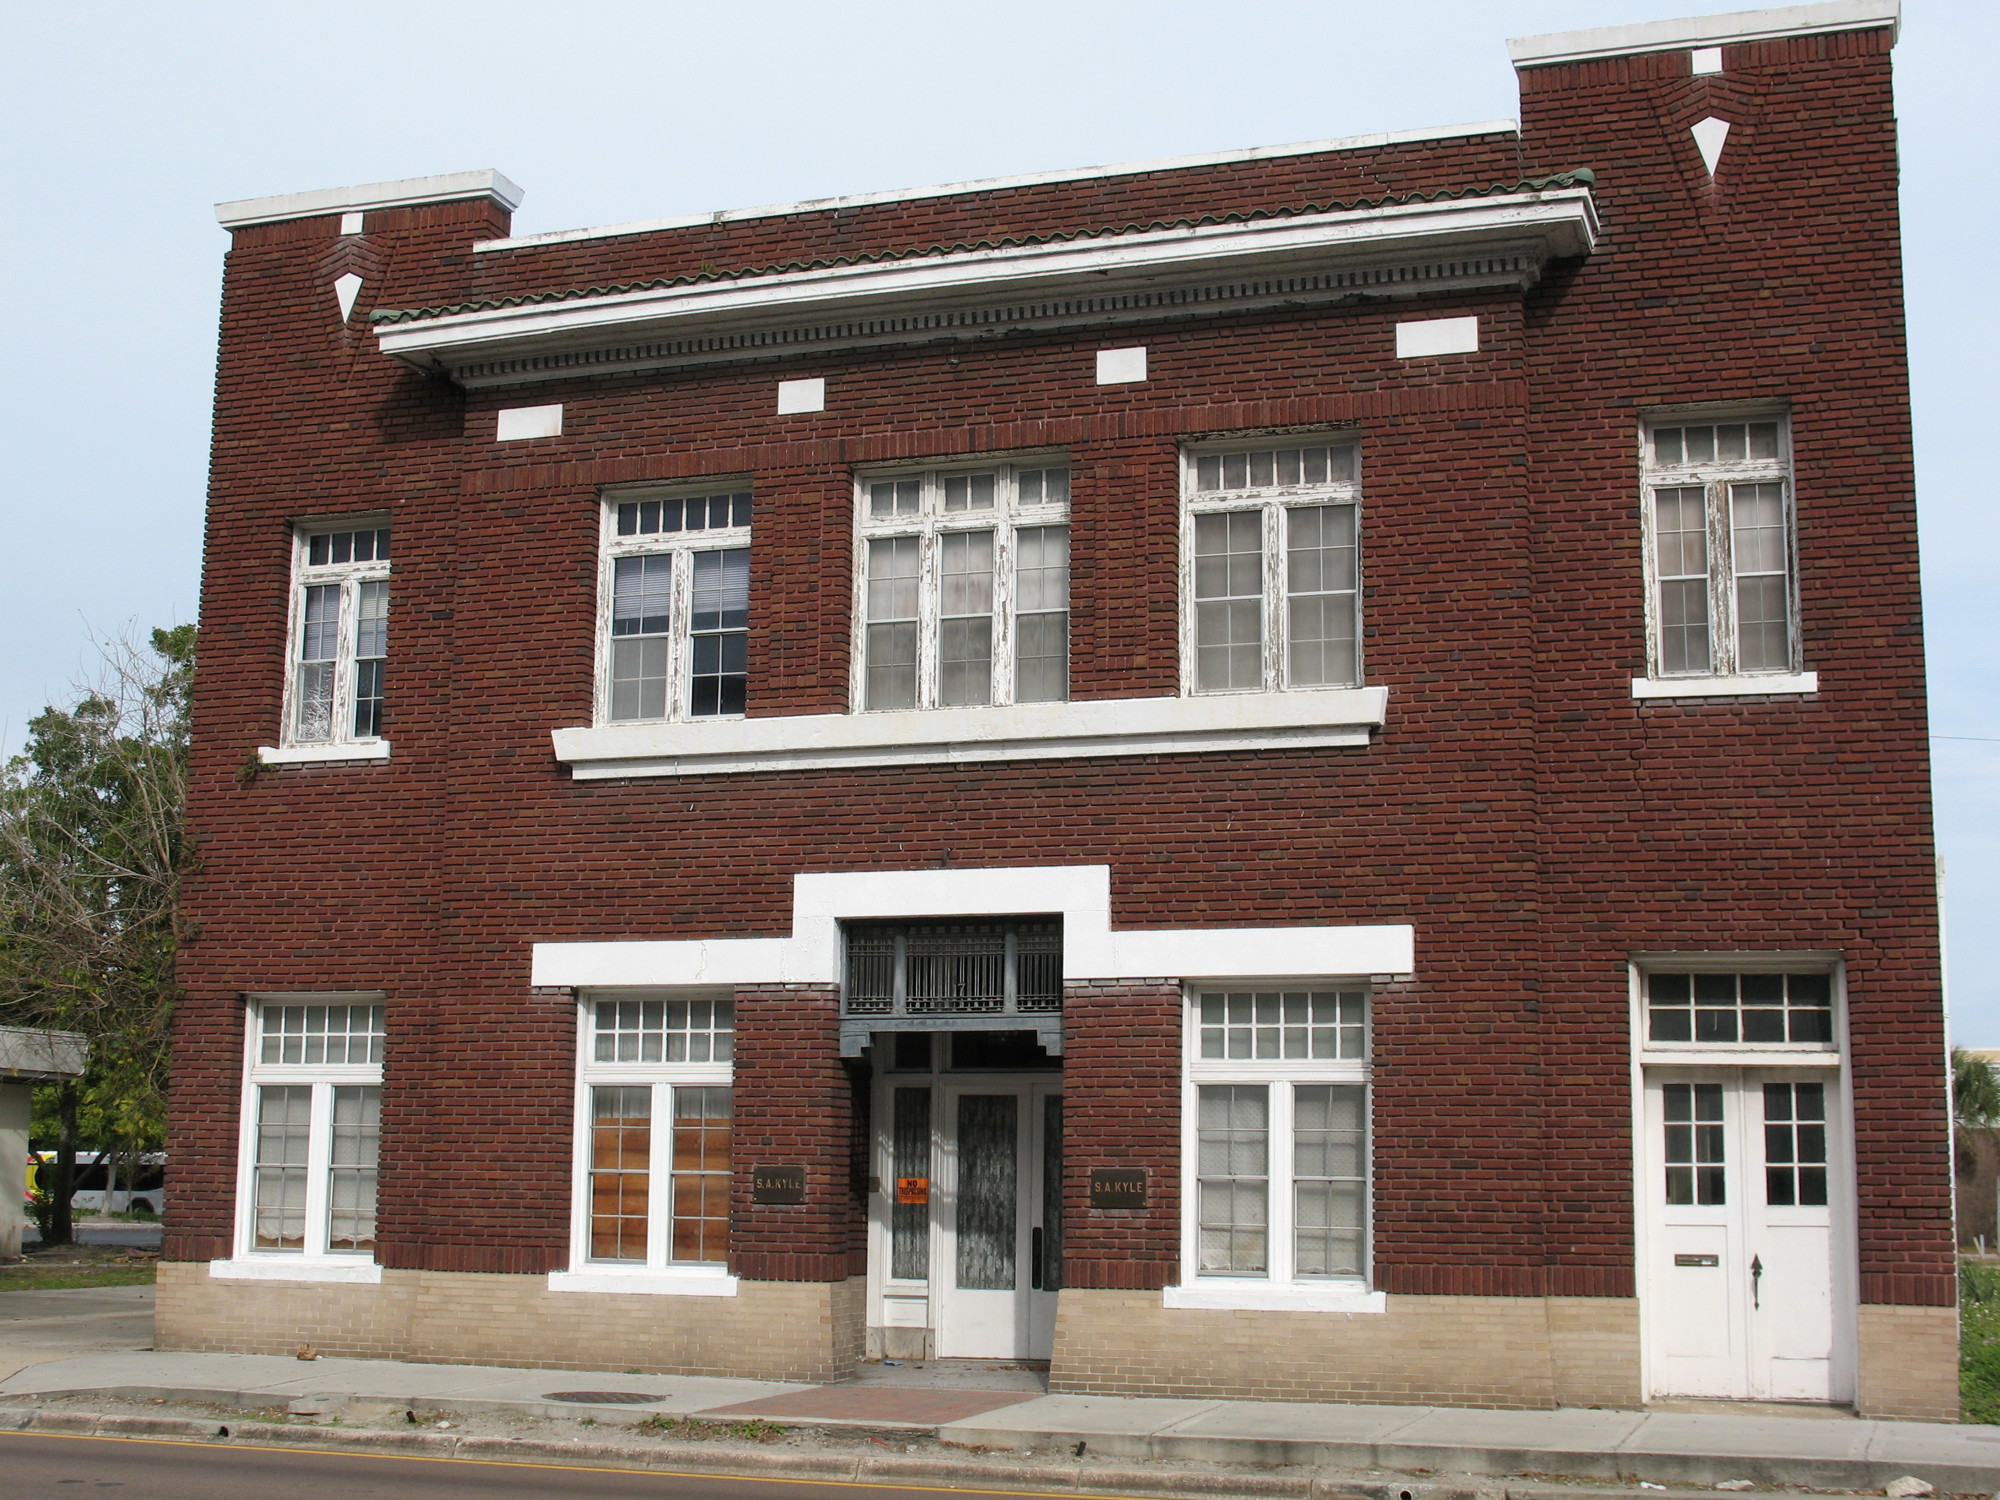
[0,1406,1881,1499]
[937,1422,2000,1497]
[6,1396,1994,1496]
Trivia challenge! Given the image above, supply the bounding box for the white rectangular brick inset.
[338,211,365,235]
[1096,346,1148,384]
[777,377,826,414]
[1690,46,1724,74]
[496,404,563,441]
[1395,316,1480,359]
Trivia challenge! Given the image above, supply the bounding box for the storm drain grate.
[541,1390,665,1405]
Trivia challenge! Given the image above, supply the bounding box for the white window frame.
[1637,412,1808,691]
[552,988,739,1297]
[1631,952,1845,1070]
[851,455,1071,713]
[215,992,385,1284]
[596,482,753,726]
[1168,982,1383,1313]
[1179,435,1363,696]
[277,519,391,757]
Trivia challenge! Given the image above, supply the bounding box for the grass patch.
[0,1263,156,1291]
[1962,1260,2000,1423]
[635,1414,785,1443]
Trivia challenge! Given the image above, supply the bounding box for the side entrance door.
[934,1080,1062,1359]
[1640,1069,1848,1402]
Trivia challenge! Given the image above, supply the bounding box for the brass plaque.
[752,1165,806,1205]
[1090,1168,1148,1209]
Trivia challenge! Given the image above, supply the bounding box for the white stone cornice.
[374,189,1597,387]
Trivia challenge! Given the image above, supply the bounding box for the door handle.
[1031,1227,1043,1289]
[1750,1253,1763,1310]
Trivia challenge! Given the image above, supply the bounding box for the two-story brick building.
[160,1,1955,1418]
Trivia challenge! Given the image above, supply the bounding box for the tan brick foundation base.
[1051,1290,1643,1409]
[155,1263,865,1384]
[1856,1303,1959,1421]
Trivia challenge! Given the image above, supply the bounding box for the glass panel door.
[956,1094,1018,1291]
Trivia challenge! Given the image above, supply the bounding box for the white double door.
[1640,1068,1850,1403]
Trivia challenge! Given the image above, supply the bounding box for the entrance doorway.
[1639,1069,1851,1403]
[870,1034,1062,1361]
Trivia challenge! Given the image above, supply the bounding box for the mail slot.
[1674,1253,1720,1267]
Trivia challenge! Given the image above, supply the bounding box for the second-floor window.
[1640,416,1797,679]
[601,487,751,722]
[1182,439,1362,694]
[289,525,390,746]
[855,460,1070,711]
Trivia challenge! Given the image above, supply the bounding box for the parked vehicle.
[27,1151,166,1215]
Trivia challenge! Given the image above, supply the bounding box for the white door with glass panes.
[1641,1069,1845,1402]
[930,1080,1063,1358]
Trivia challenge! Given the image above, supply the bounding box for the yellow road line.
[0,1428,1175,1498]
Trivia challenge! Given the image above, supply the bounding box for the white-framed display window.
[1638,414,1800,682]
[852,456,1071,712]
[554,990,738,1297]
[1180,436,1362,696]
[220,994,385,1281]
[597,483,752,724]
[283,522,391,749]
[1170,983,1382,1312]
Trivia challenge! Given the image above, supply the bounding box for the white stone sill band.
[209,1257,383,1284]
[553,687,1388,779]
[547,1269,739,1297]
[1631,672,1817,700]
[1162,1282,1385,1313]
[256,741,392,766]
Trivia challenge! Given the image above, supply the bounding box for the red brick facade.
[167,8,1949,1403]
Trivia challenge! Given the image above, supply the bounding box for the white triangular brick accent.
[1691,116,1731,177]
[334,272,364,321]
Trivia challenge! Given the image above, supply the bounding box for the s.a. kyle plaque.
[752,1165,806,1204]
[1090,1167,1148,1208]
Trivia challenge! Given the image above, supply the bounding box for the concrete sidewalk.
[4,1349,1999,1492]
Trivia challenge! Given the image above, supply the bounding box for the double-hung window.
[855,460,1070,711]
[601,487,752,722]
[1180,987,1372,1299]
[237,998,383,1265]
[573,994,734,1277]
[1640,417,1798,680]
[288,525,390,747]
[1182,440,1361,694]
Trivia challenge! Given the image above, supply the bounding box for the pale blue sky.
[3,2,1993,1034]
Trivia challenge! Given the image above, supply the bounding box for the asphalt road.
[0,1430,1105,1498]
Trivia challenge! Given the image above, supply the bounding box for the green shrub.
[1961,1261,2000,1423]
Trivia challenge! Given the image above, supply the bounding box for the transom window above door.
[854,459,1070,712]
[1646,971,1835,1046]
